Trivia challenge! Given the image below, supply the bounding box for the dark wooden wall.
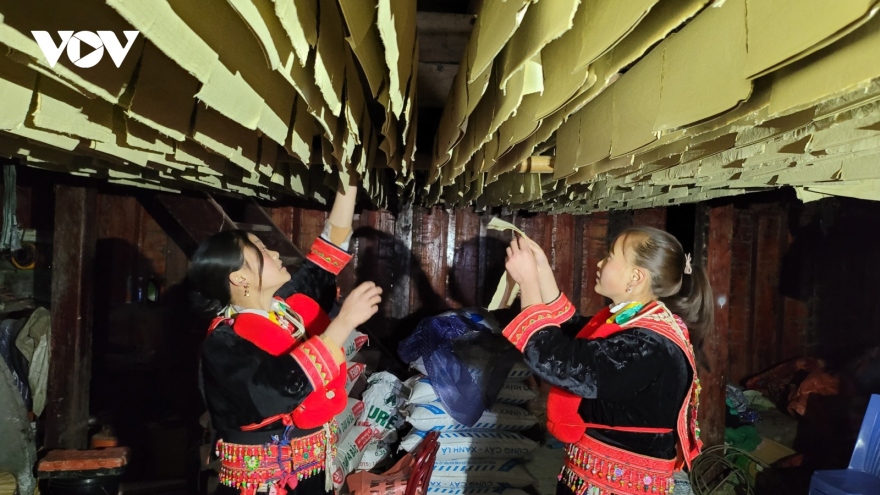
[14,164,880,454]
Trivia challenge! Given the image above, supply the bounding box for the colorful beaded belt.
[559,433,677,495]
[217,424,337,494]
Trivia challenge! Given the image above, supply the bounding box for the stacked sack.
[400,361,541,494]
[331,362,409,490]
[330,329,390,490]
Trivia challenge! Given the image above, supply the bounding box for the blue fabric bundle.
[399,310,520,426]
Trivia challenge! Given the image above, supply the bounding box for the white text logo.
[31,31,139,68]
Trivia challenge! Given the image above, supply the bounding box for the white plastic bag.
[343,330,369,360]
[357,439,390,471]
[407,402,538,432]
[335,397,365,441]
[400,429,538,461]
[408,376,536,405]
[358,372,407,440]
[332,426,373,489]
[428,459,536,489]
[346,362,366,394]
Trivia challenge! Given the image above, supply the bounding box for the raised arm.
[277,179,359,308]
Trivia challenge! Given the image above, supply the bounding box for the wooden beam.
[417,62,459,108]
[45,185,97,449]
[416,13,474,63]
[151,192,236,255]
[511,156,554,173]
[695,203,734,447]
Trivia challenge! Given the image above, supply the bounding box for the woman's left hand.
[505,235,540,286]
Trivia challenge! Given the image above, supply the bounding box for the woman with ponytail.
[188,180,381,495]
[502,227,710,495]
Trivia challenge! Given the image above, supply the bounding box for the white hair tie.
[684,253,693,275]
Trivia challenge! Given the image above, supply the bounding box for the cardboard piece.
[497,0,579,92]
[467,0,532,84]
[610,0,710,74]
[377,0,417,119]
[656,0,751,132]
[611,43,663,156]
[30,77,115,143]
[558,87,613,179]
[745,0,879,79]
[0,0,145,104]
[535,0,593,119]
[273,0,317,66]
[341,0,388,98]
[0,53,35,131]
[192,103,259,173]
[573,0,658,72]
[314,0,346,116]
[770,14,880,116]
[125,42,198,142]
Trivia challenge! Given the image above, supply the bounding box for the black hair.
[186,230,264,317]
[616,227,714,342]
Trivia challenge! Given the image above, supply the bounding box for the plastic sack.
[344,330,369,361]
[400,429,538,461]
[427,459,536,490]
[408,376,536,406]
[358,372,407,440]
[398,310,522,426]
[332,426,373,489]
[358,439,391,471]
[346,362,367,394]
[336,397,366,441]
[407,402,538,432]
[427,489,530,495]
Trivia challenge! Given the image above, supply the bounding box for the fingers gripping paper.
[487,217,529,311]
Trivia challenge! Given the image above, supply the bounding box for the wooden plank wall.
[725,202,810,384]
[10,171,828,449]
[266,207,633,336]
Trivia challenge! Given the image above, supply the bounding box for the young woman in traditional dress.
[188,182,381,495]
[502,227,711,495]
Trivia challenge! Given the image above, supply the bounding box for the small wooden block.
[37,447,130,473]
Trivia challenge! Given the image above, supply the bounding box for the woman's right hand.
[336,281,383,329]
[525,238,551,271]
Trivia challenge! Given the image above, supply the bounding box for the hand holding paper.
[505,236,540,287]
[505,236,543,307]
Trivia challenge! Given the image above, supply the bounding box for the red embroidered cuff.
[306,236,353,276]
[291,336,341,390]
[546,293,576,325]
[502,304,555,352]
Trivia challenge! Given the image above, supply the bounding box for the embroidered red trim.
[217,425,337,495]
[560,433,676,495]
[290,336,340,390]
[546,293,576,323]
[547,303,703,471]
[306,237,352,276]
[502,293,576,351]
[502,306,553,351]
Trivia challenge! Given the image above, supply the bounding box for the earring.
[244,283,250,297]
[626,286,632,293]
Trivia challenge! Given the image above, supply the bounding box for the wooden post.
[580,212,609,316]
[728,209,756,384]
[694,203,734,447]
[45,185,97,449]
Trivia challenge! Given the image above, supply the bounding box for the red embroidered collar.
[207,294,331,357]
